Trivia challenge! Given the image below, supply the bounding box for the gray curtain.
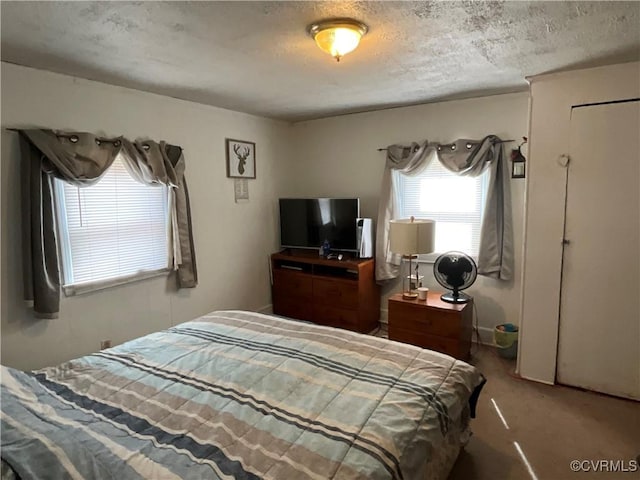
[19,129,198,319]
[376,135,513,282]
[375,141,432,281]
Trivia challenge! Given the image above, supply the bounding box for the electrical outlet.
[100,340,112,350]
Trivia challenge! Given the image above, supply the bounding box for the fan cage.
[433,251,477,304]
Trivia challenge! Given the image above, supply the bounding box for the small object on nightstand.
[407,273,424,290]
[388,291,472,360]
[417,287,429,301]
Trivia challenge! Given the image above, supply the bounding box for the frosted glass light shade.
[314,28,361,58]
[390,219,436,255]
[308,19,368,61]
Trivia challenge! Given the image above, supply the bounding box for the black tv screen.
[279,198,360,252]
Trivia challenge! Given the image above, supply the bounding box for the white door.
[557,100,640,400]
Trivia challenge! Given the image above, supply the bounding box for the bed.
[1,310,484,480]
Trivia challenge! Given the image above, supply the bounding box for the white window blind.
[54,155,169,292]
[395,159,488,257]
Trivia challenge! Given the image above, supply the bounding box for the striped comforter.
[1,310,484,480]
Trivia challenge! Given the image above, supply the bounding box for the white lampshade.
[389,218,435,255]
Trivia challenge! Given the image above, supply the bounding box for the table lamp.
[390,217,436,299]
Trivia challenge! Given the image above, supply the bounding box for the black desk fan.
[433,251,477,303]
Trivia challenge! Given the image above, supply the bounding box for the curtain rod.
[6,128,122,145]
[377,139,515,151]
[5,128,183,151]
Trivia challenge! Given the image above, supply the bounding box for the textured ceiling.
[1,1,639,122]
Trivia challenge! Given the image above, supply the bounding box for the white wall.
[1,63,292,370]
[284,92,530,340]
[518,61,640,384]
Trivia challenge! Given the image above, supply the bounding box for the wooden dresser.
[271,250,380,333]
[388,292,472,360]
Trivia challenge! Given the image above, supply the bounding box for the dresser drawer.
[313,304,358,329]
[389,301,461,339]
[389,327,463,359]
[273,270,312,298]
[313,278,358,308]
[273,294,314,322]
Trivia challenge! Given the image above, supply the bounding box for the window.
[395,158,488,259]
[54,155,170,294]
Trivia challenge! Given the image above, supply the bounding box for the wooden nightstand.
[388,292,473,360]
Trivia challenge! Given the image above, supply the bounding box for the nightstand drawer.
[389,327,462,358]
[389,301,461,339]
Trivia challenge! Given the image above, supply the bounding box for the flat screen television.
[279,198,360,252]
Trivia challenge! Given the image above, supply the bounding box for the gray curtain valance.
[18,129,198,319]
[375,135,513,282]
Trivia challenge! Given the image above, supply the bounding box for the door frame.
[518,62,640,386]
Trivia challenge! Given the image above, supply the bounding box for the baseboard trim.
[257,304,273,314]
[519,374,555,386]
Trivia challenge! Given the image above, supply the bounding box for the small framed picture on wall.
[226,138,256,179]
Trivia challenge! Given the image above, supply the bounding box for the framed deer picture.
[226,138,256,179]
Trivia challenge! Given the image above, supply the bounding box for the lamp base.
[402,291,418,300]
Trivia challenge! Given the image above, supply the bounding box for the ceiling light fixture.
[307,18,368,62]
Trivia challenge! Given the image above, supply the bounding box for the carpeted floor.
[449,346,639,480]
[373,325,639,480]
